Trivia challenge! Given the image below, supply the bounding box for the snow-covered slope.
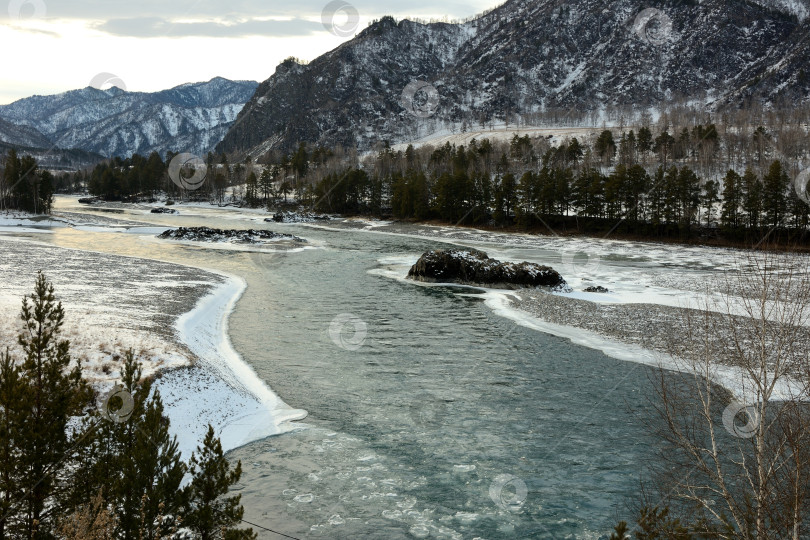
[217,0,810,155]
[0,77,258,158]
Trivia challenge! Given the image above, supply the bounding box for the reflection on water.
[39,198,666,539]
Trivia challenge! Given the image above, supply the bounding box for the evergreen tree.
[259,169,274,204]
[245,172,259,206]
[184,425,256,540]
[566,138,583,164]
[70,351,186,540]
[13,272,91,538]
[654,131,675,170]
[112,352,185,540]
[625,164,650,222]
[761,160,790,228]
[636,126,653,163]
[662,166,680,224]
[788,174,810,229]
[676,167,701,227]
[595,130,616,165]
[742,168,763,228]
[648,167,666,225]
[0,350,23,539]
[496,173,517,221]
[701,178,720,227]
[721,169,742,229]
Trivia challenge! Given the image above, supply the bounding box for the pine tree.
[654,131,675,170]
[245,172,259,206]
[721,169,742,229]
[788,175,810,229]
[701,178,720,227]
[626,164,650,222]
[609,521,629,540]
[636,126,653,164]
[648,167,666,225]
[102,351,186,540]
[14,272,91,538]
[742,168,763,228]
[595,130,616,165]
[676,166,701,227]
[762,160,790,228]
[0,350,23,539]
[184,425,256,540]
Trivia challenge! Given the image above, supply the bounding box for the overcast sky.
[0,0,501,104]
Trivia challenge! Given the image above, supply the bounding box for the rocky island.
[157,226,305,244]
[407,249,566,289]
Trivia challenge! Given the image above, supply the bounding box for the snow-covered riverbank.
[158,272,307,459]
[0,235,306,459]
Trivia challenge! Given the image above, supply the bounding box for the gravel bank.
[510,290,810,381]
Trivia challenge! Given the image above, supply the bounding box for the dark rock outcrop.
[150,207,177,214]
[584,286,609,293]
[266,211,331,223]
[157,226,305,244]
[407,249,565,289]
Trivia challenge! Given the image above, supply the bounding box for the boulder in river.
[583,285,609,293]
[407,249,565,289]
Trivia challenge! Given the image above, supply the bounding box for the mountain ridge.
[217,0,810,156]
[0,77,258,159]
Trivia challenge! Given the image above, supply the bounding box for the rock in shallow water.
[407,249,565,289]
[583,286,609,293]
[267,211,331,223]
[157,226,305,244]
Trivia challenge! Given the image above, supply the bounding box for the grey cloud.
[93,17,325,38]
[3,0,488,24]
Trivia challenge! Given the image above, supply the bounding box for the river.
[28,198,668,539]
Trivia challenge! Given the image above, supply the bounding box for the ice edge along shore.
[159,271,307,459]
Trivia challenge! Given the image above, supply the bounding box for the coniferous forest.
[0,273,255,539]
[4,111,810,249]
[11,109,799,247]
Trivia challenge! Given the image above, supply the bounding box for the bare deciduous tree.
[644,250,810,539]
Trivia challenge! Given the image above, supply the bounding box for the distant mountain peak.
[0,78,259,159]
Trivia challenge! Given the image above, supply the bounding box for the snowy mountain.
[0,77,258,159]
[217,0,810,155]
[0,116,51,149]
